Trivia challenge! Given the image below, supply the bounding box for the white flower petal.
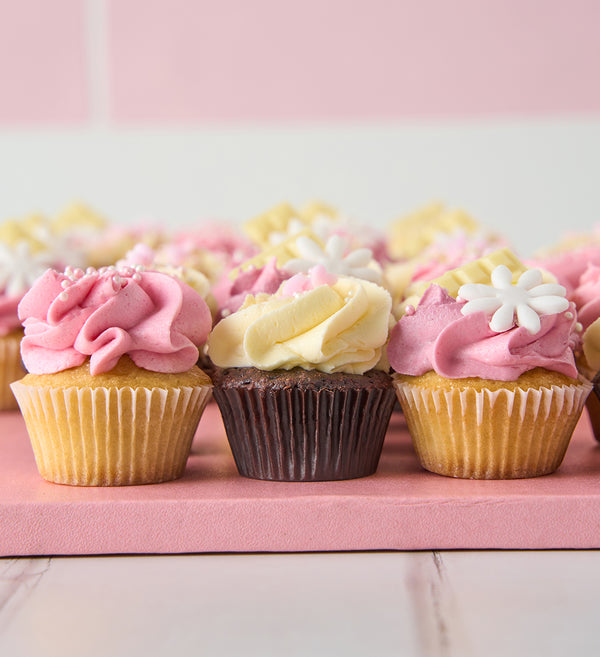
[457,283,497,300]
[527,283,567,298]
[295,236,326,261]
[461,297,503,315]
[341,266,382,284]
[517,268,543,289]
[491,265,513,289]
[325,235,347,260]
[343,248,373,267]
[527,296,570,315]
[516,303,541,334]
[490,303,516,332]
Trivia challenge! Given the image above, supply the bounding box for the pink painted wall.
[0,0,88,123]
[1,0,599,123]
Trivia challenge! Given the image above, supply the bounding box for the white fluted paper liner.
[10,381,212,486]
[0,333,26,411]
[394,377,592,479]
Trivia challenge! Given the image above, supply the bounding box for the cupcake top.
[572,264,600,371]
[207,266,392,374]
[388,264,578,381]
[387,201,502,261]
[530,246,600,299]
[212,256,291,318]
[19,265,212,375]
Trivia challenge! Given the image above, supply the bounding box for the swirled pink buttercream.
[0,296,22,337]
[212,257,291,316]
[387,285,578,380]
[18,267,212,375]
[530,247,600,298]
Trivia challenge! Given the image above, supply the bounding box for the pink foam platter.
[2,403,600,555]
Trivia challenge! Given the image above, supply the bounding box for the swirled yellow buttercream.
[207,277,392,374]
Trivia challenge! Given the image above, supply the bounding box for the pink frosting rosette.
[212,257,291,317]
[19,266,212,375]
[388,285,578,381]
[530,246,600,299]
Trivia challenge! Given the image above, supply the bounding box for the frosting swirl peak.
[19,266,212,375]
[207,275,392,374]
[388,285,578,381]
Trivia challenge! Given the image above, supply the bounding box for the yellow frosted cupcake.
[207,265,396,481]
[388,259,591,479]
[11,265,213,486]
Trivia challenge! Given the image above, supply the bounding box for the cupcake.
[207,265,396,481]
[11,264,213,486]
[387,201,502,261]
[571,264,600,440]
[388,258,591,479]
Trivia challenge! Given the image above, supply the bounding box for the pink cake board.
[2,403,600,556]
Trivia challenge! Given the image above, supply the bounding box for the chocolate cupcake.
[207,266,395,481]
[211,366,395,481]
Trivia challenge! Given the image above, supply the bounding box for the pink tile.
[0,0,88,123]
[108,0,600,121]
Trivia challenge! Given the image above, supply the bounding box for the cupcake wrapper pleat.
[394,379,592,479]
[214,385,396,481]
[10,382,212,486]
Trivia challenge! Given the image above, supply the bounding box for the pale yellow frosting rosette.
[208,276,392,374]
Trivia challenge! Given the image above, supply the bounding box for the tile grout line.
[0,558,52,635]
[85,0,111,127]
[430,551,453,657]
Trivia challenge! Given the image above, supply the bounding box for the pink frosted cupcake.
[11,264,213,486]
[388,263,591,479]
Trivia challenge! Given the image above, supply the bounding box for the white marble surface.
[1,551,599,656]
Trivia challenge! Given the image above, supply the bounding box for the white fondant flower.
[284,234,382,284]
[458,265,569,334]
[32,225,86,270]
[267,214,337,246]
[0,241,55,297]
[268,218,306,246]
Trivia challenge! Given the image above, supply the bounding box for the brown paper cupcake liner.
[0,332,26,411]
[212,368,396,481]
[394,378,592,479]
[11,382,212,486]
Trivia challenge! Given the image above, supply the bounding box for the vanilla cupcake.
[11,265,213,486]
[388,262,591,479]
[207,265,396,481]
